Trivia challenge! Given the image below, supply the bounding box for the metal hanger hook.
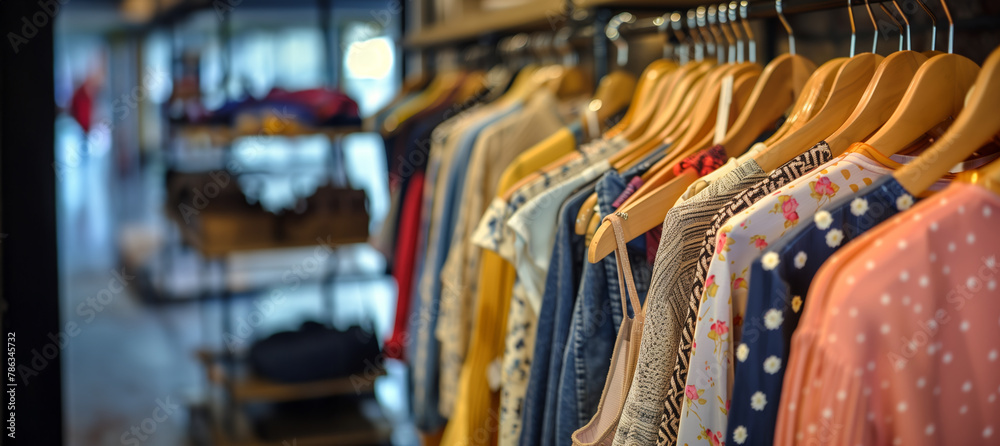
[606,12,635,68]
[670,11,691,64]
[863,0,879,54]
[687,9,706,61]
[717,4,737,63]
[891,0,911,51]
[847,0,857,57]
[728,1,744,63]
[914,0,937,51]
[775,0,795,55]
[739,0,755,62]
[940,0,954,53]
[879,3,905,52]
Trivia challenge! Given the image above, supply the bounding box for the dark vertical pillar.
[319,0,336,88]
[593,8,610,82]
[0,0,63,445]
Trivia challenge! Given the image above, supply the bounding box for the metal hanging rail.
[615,0,897,38]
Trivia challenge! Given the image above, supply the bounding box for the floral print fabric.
[674,151,893,445]
[727,176,917,446]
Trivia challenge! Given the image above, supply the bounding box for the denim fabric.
[410,104,519,431]
[518,183,594,446]
[548,169,654,446]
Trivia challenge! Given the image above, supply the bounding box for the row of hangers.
[380,0,1000,267]
[583,0,1000,263]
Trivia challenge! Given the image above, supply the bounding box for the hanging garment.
[411,102,518,431]
[778,180,1000,446]
[571,214,646,446]
[652,144,832,445]
[642,145,730,261]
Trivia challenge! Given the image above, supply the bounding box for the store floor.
[56,122,413,445]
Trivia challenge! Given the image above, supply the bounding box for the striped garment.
[656,142,832,445]
[612,160,768,446]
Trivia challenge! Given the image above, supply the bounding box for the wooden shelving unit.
[174,125,363,147]
[196,351,392,445]
[404,0,566,47]
[198,350,385,404]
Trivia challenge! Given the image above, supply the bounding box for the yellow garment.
[497,127,577,191]
[441,126,579,446]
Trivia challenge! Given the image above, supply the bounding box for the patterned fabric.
[777,181,1000,446]
[726,176,917,446]
[657,143,832,445]
[673,151,893,446]
[471,137,626,259]
[611,161,768,446]
[673,145,729,177]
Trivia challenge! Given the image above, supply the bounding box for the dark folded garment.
[249,321,382,383]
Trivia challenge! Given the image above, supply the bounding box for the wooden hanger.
[753,52,882,172]
[586,69,639,136]
[713,0,817,159]
[762,57,846,146]
[382,69,465,133]
[605,61,669,138]
[574,15,718,236]
[574,61,756,236]
[588,169,699,262]
[824,50,928,155]
[685,67,762,153]
[662,4,762,157]
[863,53,979,155]
[616,60,679,140]
[621,54,814,206]
[576,65,758,234]
[755,0,886,170]
[895,45,1000,194]
[611,61,713,166]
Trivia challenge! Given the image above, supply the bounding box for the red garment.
[672,144,727,176]
[646,145,730,262]
[384,171,425,361]
[69,84,93,132]
[264,88,360,124]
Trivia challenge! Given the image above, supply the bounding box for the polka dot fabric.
[777,182,1000,446]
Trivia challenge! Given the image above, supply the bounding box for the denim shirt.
[727,176,918,446]
[546,168,655,446]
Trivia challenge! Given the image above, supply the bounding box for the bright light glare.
[345,37,394,79]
